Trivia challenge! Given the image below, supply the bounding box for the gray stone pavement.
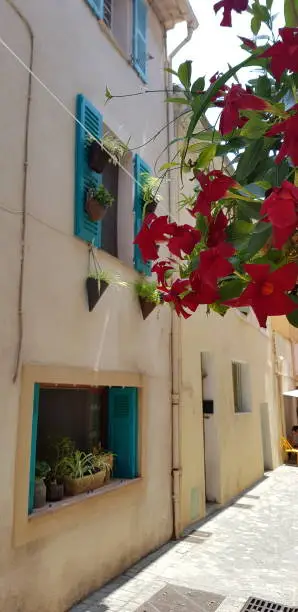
[70,466,298,612]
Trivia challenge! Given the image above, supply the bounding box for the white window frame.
[232,361,251,414]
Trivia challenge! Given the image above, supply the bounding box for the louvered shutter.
[132,0,148,82]
[134,154,151,276]
[75,94,103,247]
[28,384,40,514]
[108,387,138,479]
[86,0,103,19]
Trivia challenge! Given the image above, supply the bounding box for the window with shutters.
[85,0,133,59]
[232,362,251,413]
[28,384,139,514]
[134,154,151,276]
[132,0,148,82]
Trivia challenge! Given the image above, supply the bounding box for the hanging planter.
[141,173,163,219]
[143,199,158,216]
[135,278,162,320]
[85,185,114,222]
[86,275,109,312]
[88,141,110,173]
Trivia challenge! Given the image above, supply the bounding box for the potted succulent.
[34,461,51,509]
[63,450,106,496]
[141,173,162,216]
[88,133,129,173]
[46,437,75,502]
[135,278,162,320]
[85,184,114,222]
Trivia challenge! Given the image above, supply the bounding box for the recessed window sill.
[29,477,141,520]
[98,19,130,65]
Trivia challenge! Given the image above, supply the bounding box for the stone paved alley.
[70,466,298,612]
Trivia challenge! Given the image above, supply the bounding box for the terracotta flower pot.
[139,297,156,320]
[34,480,47,508]
[47,482,64,502]
[64,470,105,496]
[88,141,110,173]
[86,196,107,222]
[86,277,109,312]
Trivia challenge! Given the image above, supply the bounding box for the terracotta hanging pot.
[86,196,107,222]
[88,141,110,173]
[139,297,156,320]
[86,277,109,312]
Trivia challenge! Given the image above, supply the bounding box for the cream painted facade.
[0,1,197,610]
[173,111,284,533]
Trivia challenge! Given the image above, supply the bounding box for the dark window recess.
[101,162,118,257]
[203,400,214,415]
[104,0,112,27]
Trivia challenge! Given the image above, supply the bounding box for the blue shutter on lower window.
[28,384,40,514]
[132,0,148,82]
[75,94,103,247]
[134,154,152,276]
[85,0,103,19]
[108,387,138,479]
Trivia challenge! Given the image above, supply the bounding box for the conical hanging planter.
[86,277,109,312]
[143,199,158,216]
[88,141,110,173]
[139,297,156,320]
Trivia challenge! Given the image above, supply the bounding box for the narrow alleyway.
[70,466,298,612]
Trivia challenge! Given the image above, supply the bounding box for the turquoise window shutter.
[28,383,40,514]
[132,0,148,82]
[86,0,103,19]
[75,94,103,247]
[108,387,138,479]
[134,154,152,276]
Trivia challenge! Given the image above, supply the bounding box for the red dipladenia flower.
[261,28,298,81]
[214,0,248,27]
[193,171,236,217]
[219,84,269,135]
[190,269,219,303]
[162,279,193,319]
[168,224,201,258]
[261,181,298,248]
[232,263,298,327]
[152,260,174,290]
[266,107,298,166]
[134,214,174,262]
[199,242,235,288]
[207,211,229,247]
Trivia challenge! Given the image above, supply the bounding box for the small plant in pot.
[92,445,115,482]
[88,133,129,173]
[46,437,75,502]
[86,184,114,222]
[141,173,162,217]
[63,450,105,496]
[86,268,128,312]
[135,278,162,320]
[34,461,51,509]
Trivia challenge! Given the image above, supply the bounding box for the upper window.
[132,0,148,82]
[232,361,251,413]
[28,384,139,514]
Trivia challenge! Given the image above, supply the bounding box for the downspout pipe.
[164,20,196,540]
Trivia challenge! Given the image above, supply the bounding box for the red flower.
[134,214,174,262]
[168,224,201,258]
[152,260,174,290]
[232,263,298,327]
[266,107,298,166]
[193,171,236,217]
[239,36,257,50]
[207,211,229,247]
[219,84,269,135]
[190,268,219,303]
[261,28,298,81]
[199,242,235,288]
[214,0,248,26]
[261,181,298,248]
[162,279,193,319]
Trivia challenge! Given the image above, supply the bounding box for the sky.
[167,0,284,84]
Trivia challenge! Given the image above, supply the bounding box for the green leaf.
[178,61,192,90]
[166,97,189,105]
[235,139,265,183]
[284,0,298,25]
[251,15,261,34]
[255,75,272,98]
[246,222,272,256]
[252,2,270,22]
[266,0,273,8]
[191,77,205,93]
[165,67,178,76]
[105,86,113,101]
[210,303,229,317]
[196,144,217,169]
[159,161,179,172]
[240,116,268,139]
[219,279,247,301]
[238,200,262,221]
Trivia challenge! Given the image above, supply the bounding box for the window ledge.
[98,20,130,65]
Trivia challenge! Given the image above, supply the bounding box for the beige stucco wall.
[0,1,173,610]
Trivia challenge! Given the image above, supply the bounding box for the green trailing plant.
[135,278,161,304]
[48,436,75,483]
[35,461,51,482]
[87,184,114,209]
[92,450,114,478]
[141,173,162,206]
[62,451,95,480]
[102,132,129,163]
[87,268,129,288]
